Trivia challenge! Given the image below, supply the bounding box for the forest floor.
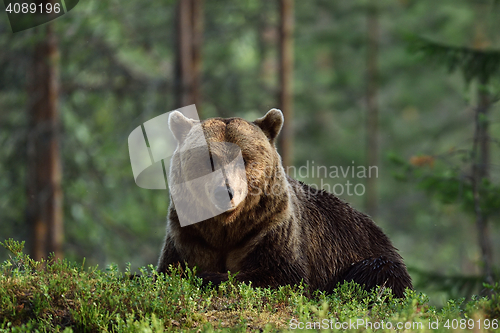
[0,239,499,332]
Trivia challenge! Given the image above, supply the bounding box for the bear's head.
[168,109,286,226]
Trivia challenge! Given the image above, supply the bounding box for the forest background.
[1,0,500,307]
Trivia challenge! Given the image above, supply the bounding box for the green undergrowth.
[0,239,499,332]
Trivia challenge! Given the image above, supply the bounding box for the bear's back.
[286,176,403,289]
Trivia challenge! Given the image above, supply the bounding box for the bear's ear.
[254,108,284,143]
[169,111,197,143]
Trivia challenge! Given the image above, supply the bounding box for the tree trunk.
[278,0,294,168]
[175,0,203,115]
[471,5,494,290]
[472,80,494,288]
[365,3,379,217]
[191,0,203,111]
[27,23,63,261]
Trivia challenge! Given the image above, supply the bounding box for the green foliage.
[390,152,500,219]
[1,240,500,332]
[409,267,487,301]
[408,35,500,84]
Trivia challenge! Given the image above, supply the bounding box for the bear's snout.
[214,185,234,208]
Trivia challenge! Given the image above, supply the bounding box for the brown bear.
[158,109,412,297]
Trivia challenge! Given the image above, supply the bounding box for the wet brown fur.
[158,110,412,297]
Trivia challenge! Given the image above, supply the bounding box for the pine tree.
[410,34,500,291]
[27,23,63,261]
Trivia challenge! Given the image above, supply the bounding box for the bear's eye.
[209,156,215,171]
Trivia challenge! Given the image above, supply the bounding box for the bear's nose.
[214,186,234,203]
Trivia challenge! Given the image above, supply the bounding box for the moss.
[1,239,498,332]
